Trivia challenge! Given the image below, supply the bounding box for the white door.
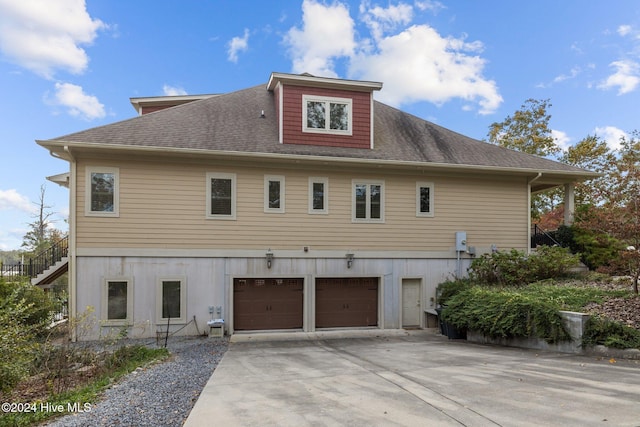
[402,279,421,327]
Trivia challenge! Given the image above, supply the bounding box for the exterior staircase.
[0,236,69,286]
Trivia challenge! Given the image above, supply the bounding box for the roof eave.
[266,72,383,92]
[37,140,599,183]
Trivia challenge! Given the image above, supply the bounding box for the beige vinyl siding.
[76,156,529,251]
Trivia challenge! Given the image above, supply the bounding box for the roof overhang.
[46,172,70,188]
[267,72,383,93]
[37,140,600,190]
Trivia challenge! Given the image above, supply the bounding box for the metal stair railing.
[0,236,69,279]
[530,224,561,248]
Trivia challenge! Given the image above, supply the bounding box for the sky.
[0,0,639,251]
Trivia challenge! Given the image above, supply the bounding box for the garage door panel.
[316,278,378,328]
[234,278,303,331]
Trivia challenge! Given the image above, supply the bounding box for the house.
[37,72,597,340]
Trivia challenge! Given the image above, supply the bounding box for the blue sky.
[0,0,639,250]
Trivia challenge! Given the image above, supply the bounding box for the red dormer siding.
[280,85,372,149]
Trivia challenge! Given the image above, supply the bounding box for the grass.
[0,345,169,427]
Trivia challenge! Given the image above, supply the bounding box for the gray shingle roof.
[44,82,592,175]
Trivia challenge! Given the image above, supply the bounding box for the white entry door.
[402,279,421,328]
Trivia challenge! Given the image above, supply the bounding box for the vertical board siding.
[76,157,529,251]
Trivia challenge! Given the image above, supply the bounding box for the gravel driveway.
[46,336,228,427]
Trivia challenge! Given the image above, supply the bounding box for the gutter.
[63,145,78,342]
[37,140,601,180]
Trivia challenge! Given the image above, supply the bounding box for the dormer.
[267,72,383,149]
[130,94,219,115]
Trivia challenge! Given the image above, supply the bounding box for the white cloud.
[551,129,571,151]
[618,24,633,37]
[51,82,105,120]
[283,0,502,115]
[360,1,413,41]
[163,84,188,96]
[598,60,640,94]
[414,1,445,13]
[594,126,627,150]
[0,0,105,79]
[351,25,502,114]
[227,29,250,63]
[284,0,356,77]
[0,189,35,213]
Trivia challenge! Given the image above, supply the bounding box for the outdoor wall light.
[266,251,274,269]
[346,253,354,268]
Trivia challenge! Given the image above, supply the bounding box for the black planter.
[436,307,467,339]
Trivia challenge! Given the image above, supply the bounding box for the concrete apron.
[185,329,640,426]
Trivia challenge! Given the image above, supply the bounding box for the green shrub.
[468,246,580,287]
[436,279,472,306]
[442,287,571,343]
[582,316,640,349]
[0,299,39,393]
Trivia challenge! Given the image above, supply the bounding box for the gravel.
[45,336,228,427]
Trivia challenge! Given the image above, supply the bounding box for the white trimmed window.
[206,172,236,219]
[352,180,384,222]
[86,166,119,217]
[303,95,352,135]
[156,277,186,324]
[416,182,435,217]
[308,177,329,214]
[264,175,285,213]
[102,278,133,325]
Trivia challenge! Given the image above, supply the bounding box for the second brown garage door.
[316,277,378,328]
[234,278,303,331]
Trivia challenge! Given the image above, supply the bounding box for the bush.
[436,279,472,306]
[0,278,56,393]
[0,300,39,393]
[442,287,571,343]
[468,246,580,287]
[582,316,640,349]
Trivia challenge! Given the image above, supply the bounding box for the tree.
[487,99,559,157]
[575,131,640,293]
[559,135,615,207]
[22,184,58,253]
[487,99,561,219]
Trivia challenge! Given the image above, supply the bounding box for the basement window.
[102,278,132,325]
[156,277,186,324]
[303,95,352,135]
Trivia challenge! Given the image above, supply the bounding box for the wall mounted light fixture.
[266,250,274,269]
[346,253,354,268]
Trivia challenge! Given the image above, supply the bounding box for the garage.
[233,278,304,331]
[315,277,378,328]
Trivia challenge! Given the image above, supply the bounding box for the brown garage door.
[233,278,303,331]
[316,277,378,328]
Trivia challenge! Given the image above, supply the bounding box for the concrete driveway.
[185,330,640,426]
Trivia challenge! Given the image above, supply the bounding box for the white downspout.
[527,173,542,254]
[64,146,78,342]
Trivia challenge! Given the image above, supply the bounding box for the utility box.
[207,319,224,338]
[455,231,467,252]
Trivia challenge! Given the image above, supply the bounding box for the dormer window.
[303,95,352,135]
